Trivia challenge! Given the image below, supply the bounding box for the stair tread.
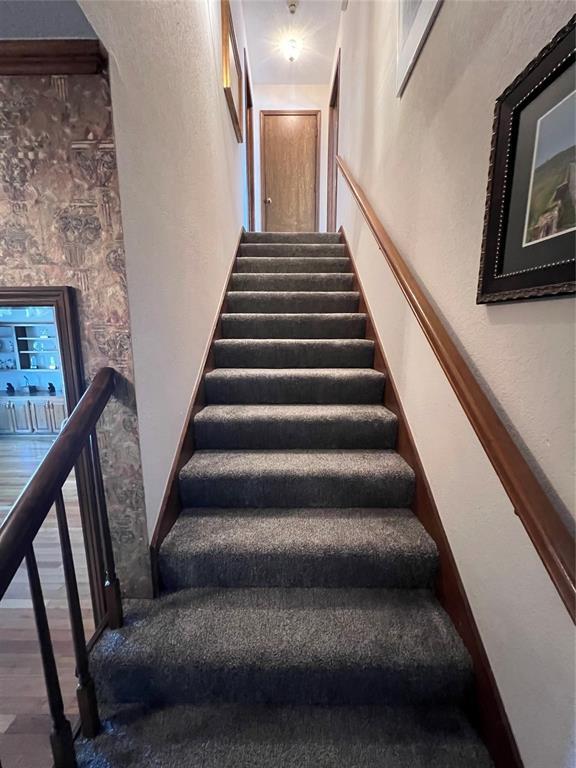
[230,273,355,291]
[78,701,492,768]
[181,448,413,481]
[234,256,351,272]
[239,243,347,258]
[205,367,385,379]
[243,231,341,243]
[167,508,435,557]
[91,587,471,706]
[213,338,374,368]
[195,403,396,424]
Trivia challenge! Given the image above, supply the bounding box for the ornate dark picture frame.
[477,16,576,303]
[222,0,243,143]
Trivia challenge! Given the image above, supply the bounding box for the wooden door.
[11,400,33,433]
[0,402,14,434]
[261,110,320,232]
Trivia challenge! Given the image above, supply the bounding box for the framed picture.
[396,0,443,96]
[477,16,575,303]
[222,0,243,143]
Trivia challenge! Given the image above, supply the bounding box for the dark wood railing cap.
[337,155,575,622]
[0,367,116,599]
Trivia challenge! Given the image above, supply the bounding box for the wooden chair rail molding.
[336,155,575,622]
[0,366,115,598]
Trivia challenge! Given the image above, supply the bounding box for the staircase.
[78,232,493,766]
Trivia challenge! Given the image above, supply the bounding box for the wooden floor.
[0,436,94,768]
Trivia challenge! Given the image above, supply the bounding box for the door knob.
[264,197,272,205]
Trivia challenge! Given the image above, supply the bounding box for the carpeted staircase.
[78,232,493,767]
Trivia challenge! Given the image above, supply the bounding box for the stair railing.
[0,366,122,768]
[337,155,575,622]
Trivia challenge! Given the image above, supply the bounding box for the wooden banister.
[0,366,116,599]
[337,155,575,622]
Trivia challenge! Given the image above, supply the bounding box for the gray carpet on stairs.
[91,588,471,706]
[221,312,366,338]
[77,703,493,768]
[204,367,387,403]
[226,290,360,312]
[193,404,398,449]
[160,508,437,588]
[83,231,492,767]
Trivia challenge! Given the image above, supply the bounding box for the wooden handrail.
[0,367,116,599]
[337,155,575,622]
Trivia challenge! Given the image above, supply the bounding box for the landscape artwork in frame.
[222,0,243,142]
[477,16,576,303]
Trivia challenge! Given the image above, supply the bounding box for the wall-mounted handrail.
[0,366,122,767]
[337,155,575,622]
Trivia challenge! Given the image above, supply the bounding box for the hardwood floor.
[0,436,94,768]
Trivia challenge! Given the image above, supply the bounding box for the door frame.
[327,50,341,232]
[244,49,256,231]
[0,286,107,625]
[260,109,321,232]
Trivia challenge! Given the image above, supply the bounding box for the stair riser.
[179,472,414,508]
[242,232,341,244]
[235,257,351,273]
[161,553,436,590]
[205,374,386,404]
[213,341,374,369]
[193,417,397,449]
[96,666,465,707]
[226,292,359,313]
[239,244,346,258]
[221,314,366,339]
[230,274,354,292]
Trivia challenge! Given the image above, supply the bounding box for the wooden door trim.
[0,39,107,75]
[327,49,341,231]
[339,231,522,767]
[260,109,321,232]
[244,50,255,231]
[0,286,107,624]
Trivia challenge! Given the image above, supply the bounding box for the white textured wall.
[335,2,575,766]
[253,84,329,231]
[80,0,248,533]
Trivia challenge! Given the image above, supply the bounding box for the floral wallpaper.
[0,73,152,597]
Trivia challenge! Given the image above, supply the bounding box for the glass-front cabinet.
[0,306,67,436]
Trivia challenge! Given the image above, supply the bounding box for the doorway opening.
[260,110,320,232]
[0,286,104,768]
[327,50,341,232]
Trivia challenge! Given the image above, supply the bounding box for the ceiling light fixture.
[287,1,298,14]
[283,37,302,62]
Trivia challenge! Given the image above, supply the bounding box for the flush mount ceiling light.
[282,37,302,62]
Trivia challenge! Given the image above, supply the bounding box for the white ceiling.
[242,0,341,85]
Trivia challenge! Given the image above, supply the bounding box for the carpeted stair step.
[204,368,386,404]
[230,273,354,292]
[239,243,346,259]
[226,290,359,313]
[179,449,414,508]
[221,312,366,339]
[77,701,493,768]
[242,231,342,244]
[213,339,374,368]
[234,256,351,273]
[160,508,437,589]
[193,405,397,449]
[91,587,471,707]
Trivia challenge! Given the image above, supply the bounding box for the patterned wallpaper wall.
[0,73,152,597]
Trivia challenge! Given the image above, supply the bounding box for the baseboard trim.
[149,228,244,594]
[340,226,523,768]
